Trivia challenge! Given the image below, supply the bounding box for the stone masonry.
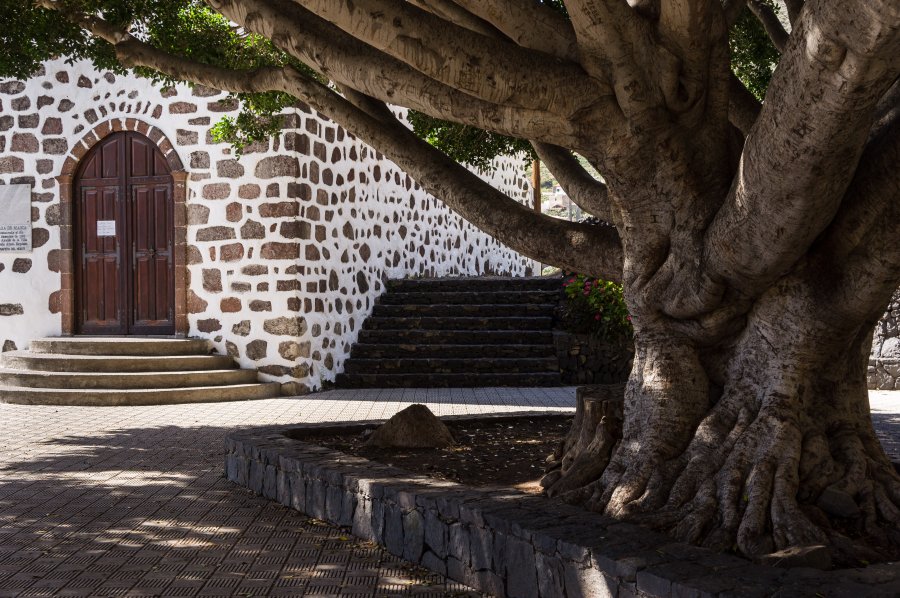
[0,59,535,392]
[870,290,900,390]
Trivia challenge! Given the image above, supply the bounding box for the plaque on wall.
[0,184,32,253]
[97,220,116,237]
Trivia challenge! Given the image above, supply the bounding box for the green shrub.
[560,274,633,344]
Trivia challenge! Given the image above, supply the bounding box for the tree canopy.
[5,0,900,565]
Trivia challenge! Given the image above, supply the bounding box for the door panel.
[75,132,175,336]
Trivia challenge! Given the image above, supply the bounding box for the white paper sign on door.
[97,220,117,237]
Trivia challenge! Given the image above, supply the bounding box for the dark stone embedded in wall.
[232,320,251,337]
[196,318,222,333]
[169,101,198,114]
[11,133,38,152]
[219,243,244,262]
[261,242,300,260]
[187,204,210,225]
[2,340,17,352]
[202,268,222,293]
[187,290,208,314]
[202,183,230,199]
[31,228,49,248]
[220,297,242,313]
[42,138,68,154]
[0,81,25,94]
[246,339,268,360]
[41,117,62,135]
[240,220,266,239]
[216,159,244,178]
[249,300,272,312]
[255,156,300,178]
[0,304,24,316]
[553,331,634,385]
[0,156,24,173]
[12,258,32,273]
[263,317,307,336]
[196,226,236,241]
[190,151,210,169]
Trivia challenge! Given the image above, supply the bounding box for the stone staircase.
[336,277,563,388]
[0,337,281,406]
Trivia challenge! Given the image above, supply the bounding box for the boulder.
[365,404,454,449]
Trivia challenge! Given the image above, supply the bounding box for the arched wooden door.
[74,132,176,335]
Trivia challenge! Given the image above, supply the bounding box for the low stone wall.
[225,418,900,598]
[870,290,900,390]
[553,331,633,385]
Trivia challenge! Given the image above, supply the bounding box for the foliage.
[728,2,781,99]
[560,274,633,344]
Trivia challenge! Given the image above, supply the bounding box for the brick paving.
[0,388,897,597]
[0,388,574,597]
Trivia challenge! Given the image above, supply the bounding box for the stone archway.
[56,119,189,336]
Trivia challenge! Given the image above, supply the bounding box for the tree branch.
[782,0,805,26]
[405,0,502,38]
[206,0,582,146]
[532,142,615,223]
[705,0,900,293]
[449,0,579,60]
[40,0,624,282]
[747,0,789,53]
[728,73,761,135]
[288,0,606,115]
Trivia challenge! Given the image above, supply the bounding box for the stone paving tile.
[0,387,576,597]
[0,388,897,597]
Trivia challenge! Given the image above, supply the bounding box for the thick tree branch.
[207,0,581,146]
[747,0,789,53]
[705,0,900,293]
[449,0,579,61]
[728,73,761,135]
[532,142,614,223]
[40,1,623,282]
[288,0,606,116]
[783,0,805,26]
[405,0,501,38]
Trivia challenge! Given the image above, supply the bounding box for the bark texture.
[39,0,900,562]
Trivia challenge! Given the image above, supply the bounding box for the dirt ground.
[314,414,573,494]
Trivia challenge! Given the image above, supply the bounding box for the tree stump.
[541,384,625,499]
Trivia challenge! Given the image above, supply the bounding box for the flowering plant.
[561,273,633,343]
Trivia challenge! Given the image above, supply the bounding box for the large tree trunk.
[543,275,900,565]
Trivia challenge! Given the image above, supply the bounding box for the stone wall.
[553,331,633,385]
[869,290,900,390]
[0,59,534,391]
[226,420,900,598]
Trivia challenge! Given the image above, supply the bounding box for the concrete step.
[335,372,563,388]
[29,337,212,356]
[0,383,281,406]
[0,368,258,390]
[386,277,561,293]
[357,329,554,345]
[371,303,556,318]
[377,290,560,305]
[350,343,556,359]
[343,357,559,375]
[1,351,236,373]
[362,316,553,331]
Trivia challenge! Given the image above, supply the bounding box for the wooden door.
[75,132,175,335]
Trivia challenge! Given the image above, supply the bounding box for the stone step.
[0,368,259,390]
[343,357,559,375]
[350,343,556,359]
[386,277,561,293]
[362,316,553,331]
[377,290,559,305]
[335,372,563,388]
[1,351,236,373]
[28,337,213,356]
[0,383,281,407]
[357,329,554,345]
[371,303,556,318]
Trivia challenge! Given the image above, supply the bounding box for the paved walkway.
[0,388,897,597]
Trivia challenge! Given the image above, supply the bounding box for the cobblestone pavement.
[0,388,897,598]
[0,388,574,598]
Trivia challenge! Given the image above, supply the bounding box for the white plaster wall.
[0,59,536,390]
